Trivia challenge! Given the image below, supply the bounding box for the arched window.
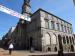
[63,37,66,44]
[56,23,60,31]
[44,33,51,45]
[51,21,55,30]
[51,33,57,44]
[61,25,63,32]
[66,36,69,44]
[64,26,67,33]
[69,36,72,44]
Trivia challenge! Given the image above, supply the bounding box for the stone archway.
[44,32,57,45]
[51,33,57,44]
[42,32,57,51]
[44,33,51,45]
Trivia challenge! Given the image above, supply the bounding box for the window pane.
[49,21,51,29]
[57,23,60,31]
[51,21,55,30]
[61,25,63,32]
[64,26,67,33]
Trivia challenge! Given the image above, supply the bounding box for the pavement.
[0,48,58,56]
[1,48,75,56]
[0,48,30,56]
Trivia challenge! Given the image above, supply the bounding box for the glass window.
[64,26,67,33]
[51,21,55,30]
[66,36,69,44]
[61,25,63,32]
[67,27,69,33]
[57,23,60,31]
[48,21,51,29]
[63,37,66,44]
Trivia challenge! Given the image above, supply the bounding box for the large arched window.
[44,33,51,45]
[63,36,66,44]
[66,36,69,44]
[69,36,72,44]
[51,33,57,44]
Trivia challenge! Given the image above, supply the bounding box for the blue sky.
[0,0,75,39]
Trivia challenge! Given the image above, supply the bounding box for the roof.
[31,8,72,25]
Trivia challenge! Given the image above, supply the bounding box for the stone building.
[27,9,75,52]
[2,0,75,52]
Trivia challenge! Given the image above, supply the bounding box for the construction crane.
[0,4,31,21]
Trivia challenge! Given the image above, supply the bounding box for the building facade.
[27,9,75,52]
